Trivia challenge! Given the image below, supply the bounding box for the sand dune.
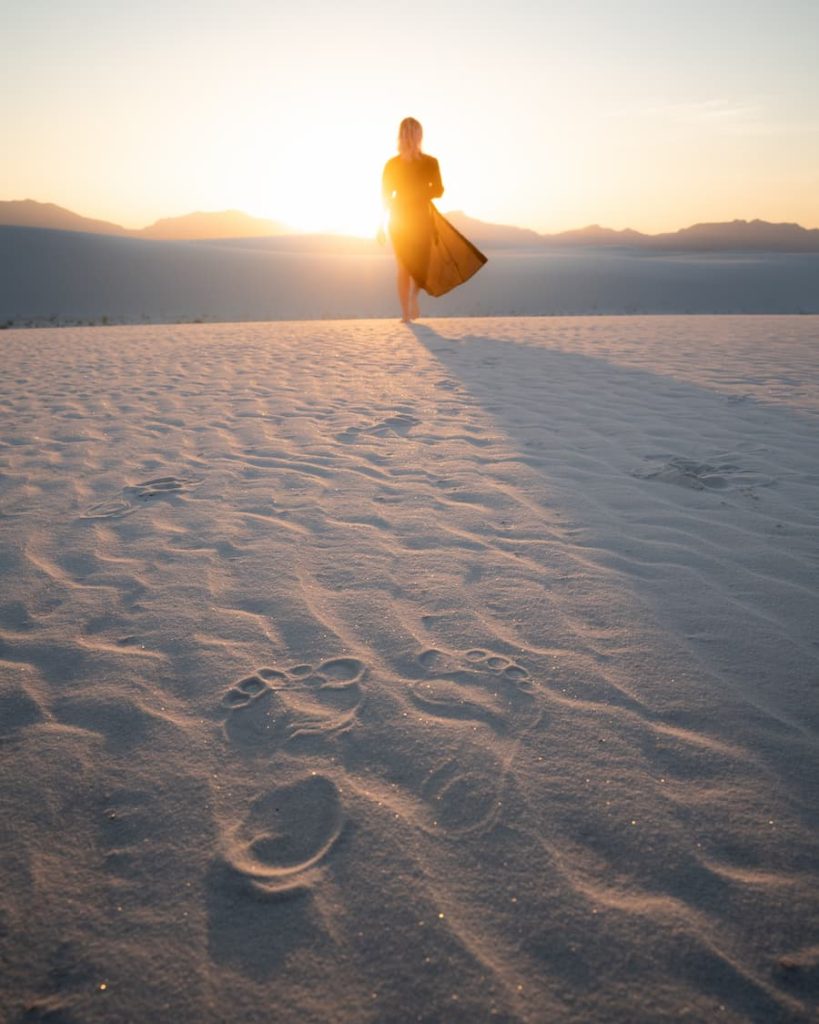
[1,315,818,1022]
[2,226,818,326]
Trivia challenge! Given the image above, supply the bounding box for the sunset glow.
[2,1,818,235]
[236,128,385,236]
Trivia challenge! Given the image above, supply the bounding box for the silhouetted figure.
[382,118,487,322]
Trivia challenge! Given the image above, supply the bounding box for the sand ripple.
[1,316,817,1022]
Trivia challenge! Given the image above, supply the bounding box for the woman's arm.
[428,158,444,199]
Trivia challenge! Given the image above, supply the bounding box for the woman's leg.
[409,279,420,320]
[396,262,411,321]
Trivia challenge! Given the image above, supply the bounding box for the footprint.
[634,455,775,493]
[220,658,366,750]
[418,648,447,670]
[219,677,290,747]
[81,475,202,519]
[334,426,363,445]
[217,775,343,898]
[402,648,538,837]
[81,497,133,520]
[409,647,537,736]
[408,679,508,731]
[221,674,272,708]
[637,457,732,491]
[420,753,505,837]
[335,414,419,444]
[131,476,202,499]
[369,414,419,437]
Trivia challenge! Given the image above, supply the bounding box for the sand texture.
[1,315,818,1023]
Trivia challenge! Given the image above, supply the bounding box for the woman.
[381,118,487,322]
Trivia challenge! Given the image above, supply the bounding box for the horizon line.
[4,197,819,239]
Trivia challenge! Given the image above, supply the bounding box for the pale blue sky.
[3,0,818,233]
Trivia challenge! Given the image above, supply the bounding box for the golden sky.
[3,0,818,236]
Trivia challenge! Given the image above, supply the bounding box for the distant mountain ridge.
[0,200,130,236]
[2,199,818,251]
[0,201,291,241]
[138,210,290,239]
[447,212,819,252]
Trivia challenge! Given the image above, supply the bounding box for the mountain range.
[445,212,819,252]
[0,201,290,240]
[2,199,819,252]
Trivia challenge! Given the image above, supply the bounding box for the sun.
[240,171,383,239]
[282,190,383,237]
[235,131,386,238]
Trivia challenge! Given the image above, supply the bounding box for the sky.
[3,0,819,236]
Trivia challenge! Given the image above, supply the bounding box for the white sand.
[1,315,817,1023]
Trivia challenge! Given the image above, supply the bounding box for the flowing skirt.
[389,202,487,298]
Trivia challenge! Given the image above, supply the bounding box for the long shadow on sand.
[404,320,819,1019]
[407,321,819,788]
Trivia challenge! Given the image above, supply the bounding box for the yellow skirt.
[390,203,487,298]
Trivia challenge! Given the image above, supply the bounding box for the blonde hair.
[398,117,423,160]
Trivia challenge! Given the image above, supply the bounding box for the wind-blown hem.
[422,207,488,297]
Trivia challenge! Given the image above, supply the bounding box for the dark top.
[382,154,444,209]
